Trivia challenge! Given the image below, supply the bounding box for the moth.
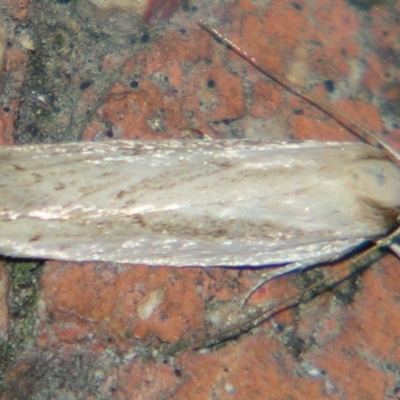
[0,23,400,281]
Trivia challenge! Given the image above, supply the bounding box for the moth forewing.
[1,139,400,268]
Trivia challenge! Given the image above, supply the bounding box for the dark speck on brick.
[324,79,335,93]
[130,80,139,88]
[80,81,91,90]
[207,79,215,88]
[174,369,182,377]
[140,33,150,43]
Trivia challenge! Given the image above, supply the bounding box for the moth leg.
[240,262,307,308]
[240,255,342,308]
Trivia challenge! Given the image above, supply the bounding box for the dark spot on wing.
[131,214,146,227]
[32,173,44,182]
[117,190,129,199]
[54,182,66,190]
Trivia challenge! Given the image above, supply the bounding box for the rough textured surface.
[0,0,400,398]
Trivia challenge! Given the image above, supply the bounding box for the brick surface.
[1,0,400,398]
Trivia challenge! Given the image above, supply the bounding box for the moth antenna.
[198,21,400,163]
